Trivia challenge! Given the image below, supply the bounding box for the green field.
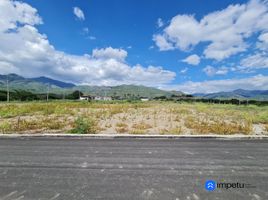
[0,101,267,135]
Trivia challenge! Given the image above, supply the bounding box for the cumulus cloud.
[154,0,268,61]
[0,0,42,32]
[169,75,268,93]
[73,7,85,21]
[92,47,128,62]
[203,66,228,76]
[0,0,176,86]
[182,54,200,65]
[157,18,164,28]
[153,34,174,51]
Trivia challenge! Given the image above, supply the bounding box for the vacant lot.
[0,101,267,135]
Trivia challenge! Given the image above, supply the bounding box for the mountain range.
[0,74,268,100]
[0,74,181,98]
[194,89,268,100]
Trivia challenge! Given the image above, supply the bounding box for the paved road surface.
[0,137,267,200]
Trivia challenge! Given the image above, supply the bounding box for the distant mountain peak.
[30,76,75,88]
[193,89,268,100]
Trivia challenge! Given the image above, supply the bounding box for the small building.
[94,96,112,101]
[140,97,149,102]
[94,96,103,101]
[79,95,91,101]
[102,96,112,101]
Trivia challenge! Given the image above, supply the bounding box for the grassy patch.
[70,117,98,134]
[265,124,268,132]
[115,122,128,133]
[132,122,152,130]
[184,116,252,135]
[0,121,13,134]
[0,101,266,135]
[159,126,182,135]
[129,129,146,134]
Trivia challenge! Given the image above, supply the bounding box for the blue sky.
[0,0,268,93]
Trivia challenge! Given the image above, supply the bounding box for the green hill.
[0,74,182,98]
[74,85,183,98]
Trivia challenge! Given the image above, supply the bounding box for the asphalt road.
[0,137,267,200]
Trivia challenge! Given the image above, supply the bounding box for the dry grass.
[0,116,66,134]
[184,116,252,135]
[0,101,267,135]
[159,126,182,135]
[132,122,152,130]
[265,124,268,132]
[129,129,146,135]
[115,122,129,133]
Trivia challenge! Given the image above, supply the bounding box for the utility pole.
[6,75,9,103]
[46,84,49,102]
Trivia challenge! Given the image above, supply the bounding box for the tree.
[68,90,83,99]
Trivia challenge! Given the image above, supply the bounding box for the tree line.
[0,90,82,101]
[0,89,268,106]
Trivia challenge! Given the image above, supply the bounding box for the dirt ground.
[0,101,267,135]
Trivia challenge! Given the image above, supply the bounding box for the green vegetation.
[0,101,267,135]
[70,117,97,134]
[0,74,181,99]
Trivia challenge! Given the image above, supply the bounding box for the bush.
[70,117,97,134]
[0,121,13,134]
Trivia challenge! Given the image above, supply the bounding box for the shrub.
[70,117,97,134]
[0,121,13,134]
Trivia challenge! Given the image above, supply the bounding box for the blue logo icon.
[205,180,216,191]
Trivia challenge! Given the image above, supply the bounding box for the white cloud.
[180,67,188,74]
[157,18,164,28]
[240,52,268,69]
[153,34,174,51]
[169,75,268,93]
[82,27,89,34]
[203,66,228,76]
[0,0,42,32]
[259,32,268,42]
[154,0,268,61]
[182,54,200,65]
[92,47,128,62]
[0,0,176,87]
[81,27,96,40]
[87,36,96,40]
[257,32,268,49]
[73,7,85,21]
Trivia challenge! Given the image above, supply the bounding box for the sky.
[0,0,268,93]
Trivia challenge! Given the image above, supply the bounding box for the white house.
[102,96,112,101]
[94,96,112,101]
[140,97,149,102]
[79,96,91,101]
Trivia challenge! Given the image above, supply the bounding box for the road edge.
[0,133,268,139]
